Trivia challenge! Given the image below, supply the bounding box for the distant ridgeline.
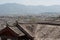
[0,3,60,16]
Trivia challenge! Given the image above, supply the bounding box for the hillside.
[0,3,60,16]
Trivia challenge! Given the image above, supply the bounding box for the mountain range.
[0,3,60,16]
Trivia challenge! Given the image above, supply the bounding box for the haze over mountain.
[0,3,60,16]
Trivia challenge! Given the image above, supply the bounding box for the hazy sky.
[0,0,60,6]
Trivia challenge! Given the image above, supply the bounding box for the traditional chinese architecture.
[1,21,60,40]
[0,22,34,40]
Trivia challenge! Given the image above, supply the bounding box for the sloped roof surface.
[37,24,60,38]
[19,24,37,37]
[9,26,25,36]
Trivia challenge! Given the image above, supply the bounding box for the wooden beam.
[15,21,33,39]
[18,22,60,26]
